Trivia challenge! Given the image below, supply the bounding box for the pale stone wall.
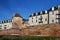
[12,17,23,29]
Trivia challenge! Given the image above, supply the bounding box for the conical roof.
[13,13,22,18]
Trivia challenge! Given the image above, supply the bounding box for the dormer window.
[42,11,45,14]
[38,12,40,15]
[4,21,6,23]
[33,13,36,16]
[0,22,1,24]
[52,7,54,10]
[2,21,3,23]
[40,11,42,14]
[9,19,12,22]
[7,20,8,23]
[29,15,32,17]
[54,6,58,10]
[45,10,47,13]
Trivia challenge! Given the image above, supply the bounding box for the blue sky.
[0,0,60,21]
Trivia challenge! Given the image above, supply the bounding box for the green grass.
[0,35,60,40]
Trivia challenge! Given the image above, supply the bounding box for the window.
[30,15,32,17]
[39,22,41,23]
[9,20,12,22]
[56,18,60,19]
[45,18,47,21]
[4,21,6,23]
[49,8,52,11]
[32,20,33,22]
[52,20,54,22]
[39,21,43,23]
[0,25,2,29]
[2,21,3,23]
[39,16,42,20]
[38,12,40,15]
[52,11,54,14]
[32,17,33,22]
[4,27,6,29]
[36,20,37,22]
[54,6,58,10]
[36,16,37,19]
[4,25,7,29]
[33,13,36,16]
[59,6,60,13]
[40,16,42,18]
[42,11,45,14]
[0,25,2,27]
[39,18,42,20]
[56,14,60,15]
[32,17,33,19]
[7,20,8,23]
[4,25,7,26]
[0,28,1,29]
[39,16,42,23]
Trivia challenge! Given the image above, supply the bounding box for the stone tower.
[12,13,23,29]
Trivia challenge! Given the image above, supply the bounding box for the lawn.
[0,35,60,40]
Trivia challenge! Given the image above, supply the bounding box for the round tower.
[12,13,23,29]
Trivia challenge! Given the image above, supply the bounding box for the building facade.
[49,5,60,24]
[0,19,12,30]
[28,5,60,26]
[28,10,48,26]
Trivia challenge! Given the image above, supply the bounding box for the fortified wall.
[0,13,60,36]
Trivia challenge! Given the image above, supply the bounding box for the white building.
[28,5,60,26]
[28,10,48,26]
[0,19,12,30]
[49,5,60,24]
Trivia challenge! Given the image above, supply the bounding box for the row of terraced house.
[28,5,60,26]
